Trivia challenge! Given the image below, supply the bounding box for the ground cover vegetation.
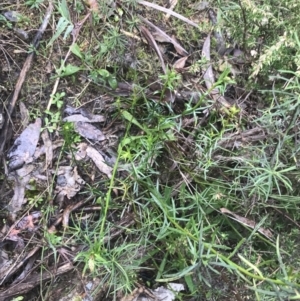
[1,0,300,300]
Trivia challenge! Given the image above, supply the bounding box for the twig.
[138,0,199,28]
[0,262,73,299]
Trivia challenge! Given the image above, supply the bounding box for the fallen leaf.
[4,11,22,22]
[201,35,231,108]
[8,164,35,217]
[8,118,42,171]
[220,208,273,239]
[139,15,188,56]
[17,212,42,231]
[75,143,113,178]
[64,105,106,122]
[86,145,113,178]
[19,102,29,129]
[41,129,53,170]
[74,122,106,141]
[14,28,29,40]
[55,166,85,200]
[202,34,214,89]
[63,114,105,123]
[84,0,99,12]
[173,56,188,70]
[140,25,166,74]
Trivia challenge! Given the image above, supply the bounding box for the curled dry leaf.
[15,211,42,231]
[173,56,188,70]
[140,25,166,74]
[8,118,42,171]
[64,105,106,122]
[74,122,106,141]
[41,129,53,170]
[139,15,188,56]
[63,114,105,123]
[75,143,113,178]
[201,34,214,90]
[8,164,35,217]
[84,0,99,12]
[220,208,273,240]
[201,35,231,108]
[55,166,85,200]
[86,146,113,179]
[19,102,29,129]
[34,140,64,159]
[14,28,29,41]
[4,11,21,22]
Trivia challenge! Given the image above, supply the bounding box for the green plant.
[44,92,65,132]
[25,0,44,9]
[47,0,73,47]
[0,14,12,29]
[97,69,118,89]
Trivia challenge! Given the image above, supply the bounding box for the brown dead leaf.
[140,25,166,74]
[84,0,99,12]
[8,164,35,218]
[202,35,231,108]
[220,208,273,240]
[86,145,113,178]
[34,140,63,159]
[8,118,42,171]
[139,15,188,56]
[55,166,85,200]
[63,114,105,123]
[75,143,113,178]
[15,211,42,231]
[173,56,188,70]
[41,129,53,170]
[19,102,29,129]
[202,34,214,89]
[74,122,106,141]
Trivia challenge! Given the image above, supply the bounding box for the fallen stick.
[138,0,198,28]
